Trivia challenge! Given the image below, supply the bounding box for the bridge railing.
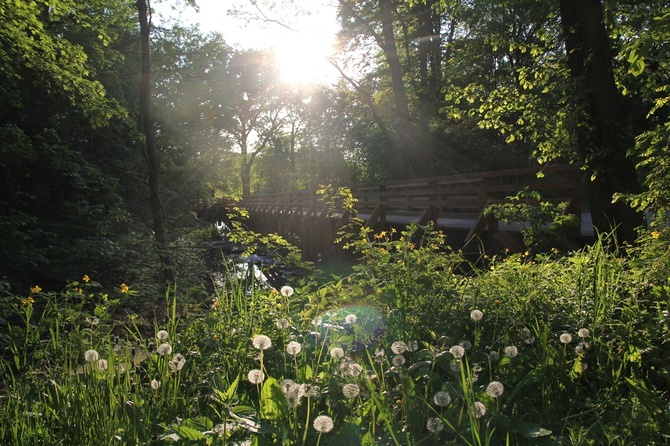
[241,164,582,245]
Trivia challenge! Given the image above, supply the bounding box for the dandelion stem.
[301,397,311,446]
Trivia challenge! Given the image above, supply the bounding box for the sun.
[273,33,335,86]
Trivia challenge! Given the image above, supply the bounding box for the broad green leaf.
[174,425,205,440]
[260,377,289,421]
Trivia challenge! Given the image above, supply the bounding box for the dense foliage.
[1,226,669,444]
[1,1,670,443]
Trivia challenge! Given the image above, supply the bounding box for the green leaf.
[174,425,205,440]
[260,377,289,421]
[523,426,552,438]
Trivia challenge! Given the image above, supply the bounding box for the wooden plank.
[464,199,494,246]
[365,203,387,228]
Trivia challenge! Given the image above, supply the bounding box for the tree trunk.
[558,0,643,243]
[379,0,433,178]
[137,0,173,281]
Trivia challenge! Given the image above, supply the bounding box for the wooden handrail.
[242,164,581,218]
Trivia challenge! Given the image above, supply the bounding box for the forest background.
[1,0,669,291]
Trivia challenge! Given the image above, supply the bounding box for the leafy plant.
[485,188,580,254]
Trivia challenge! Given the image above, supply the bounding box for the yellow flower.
[22,297,35,307]
[30,285,41,294]
[652,231,660,239]
[211,300,220,310]
[120,283,129,293]
[82,275,90,283]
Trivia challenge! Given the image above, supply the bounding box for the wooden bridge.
[240,164,588,259]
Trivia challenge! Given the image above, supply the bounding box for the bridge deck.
[238,164,588,257]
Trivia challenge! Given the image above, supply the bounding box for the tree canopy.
[1,0,668,288]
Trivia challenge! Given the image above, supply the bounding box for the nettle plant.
[485,188,580,254]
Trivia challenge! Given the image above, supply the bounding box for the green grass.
[1,228,669,445]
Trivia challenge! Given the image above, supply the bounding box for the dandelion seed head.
[344,314,357,324]
[340,361,362,377]
[473,401,487,418]
[280,379,299,395]
[312,316,322,326]
[560,333,573,344]
[391,341,407,354]
[426,417,444,433]
[330,347,345,359]
[489,351,499,361]
[169,353,186,372]
[252,335,272,350]
[97,359,108,371]
[578,328,590,338]
[280,285,294,297]
[299,384,318,398]
[407,340,419,352]
[504,346,518,358]
[449,345,465,358]
[247,369,264,384]
[342,383,360,398]
[433,391,451,406]
[392,354,406,367]
[276,318,289,329]
[459,340,472,351]
[313,415,334,433]
[156,330,169,341]
[157,343,172,356]
[84,349,99,362]
[486,381,504,398]
[470,309,483,321]
[150,379,160,390]
[286,341,302,356]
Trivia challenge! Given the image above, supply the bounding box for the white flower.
[391,341,407,354]
[470,309,483,321]
[169,353,186,371]
[342,383,360,398]
[344,314,357,324]
[330,347,344,359]
[247,369,264,384]
[340,361,362,377]
[578,328,590,338]
[433,391,451,406]
[392,354,406,367]
[275,318,289,329]
[473,401,487,418]
[504,346,518,358]
[150,379,160,390]
[157,343,172,355]
[560,333,573,344]
[280,379,299,395]
[84,349,99,362]
[280,285,294,297]
[252,335,272,351]
[96,359,108,371]
[299,384,318,398]
[486,381,504,398]
[426,417,444,433]
[313,415,334,433]
[286,341,302,356]
[450,345,465,358]
[156,330,169,341]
